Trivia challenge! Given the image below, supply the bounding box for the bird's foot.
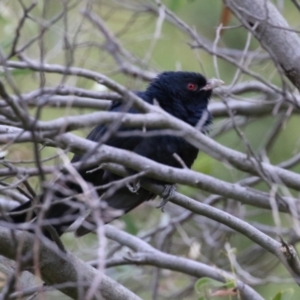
[157,185,176,212]
[126,180,141,193]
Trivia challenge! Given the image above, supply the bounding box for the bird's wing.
[72,99,144,163]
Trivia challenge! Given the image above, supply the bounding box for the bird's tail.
[6,175,155,237]
[6,180,82,237]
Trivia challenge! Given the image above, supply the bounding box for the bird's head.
[146,71,223,127]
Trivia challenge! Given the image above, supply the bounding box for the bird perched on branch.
[8,71,223,237]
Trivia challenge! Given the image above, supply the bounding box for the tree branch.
[0,227,142,300]
[225,0,300,90]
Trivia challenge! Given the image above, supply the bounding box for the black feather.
[9,71,213,237]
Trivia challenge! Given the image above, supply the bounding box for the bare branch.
[225,0,300,89]
[0,227,142,300]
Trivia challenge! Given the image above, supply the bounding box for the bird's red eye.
[187,83,197,91]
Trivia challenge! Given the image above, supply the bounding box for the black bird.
[8,71,223,237]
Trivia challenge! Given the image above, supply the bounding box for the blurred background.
[0,0,300,299]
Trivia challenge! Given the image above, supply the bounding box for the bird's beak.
[201,78,224,91]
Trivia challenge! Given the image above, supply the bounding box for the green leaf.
[196,277,213,289]
[195,277,237,297]
[223,279,236,289]
[195,277,224,293]
[272,289,294,300]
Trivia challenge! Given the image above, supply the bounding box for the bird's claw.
[126,180,141,193]
[157,185,175,212]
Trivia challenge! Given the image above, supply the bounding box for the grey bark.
[225,0,300,90]
[0,227,142,300]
